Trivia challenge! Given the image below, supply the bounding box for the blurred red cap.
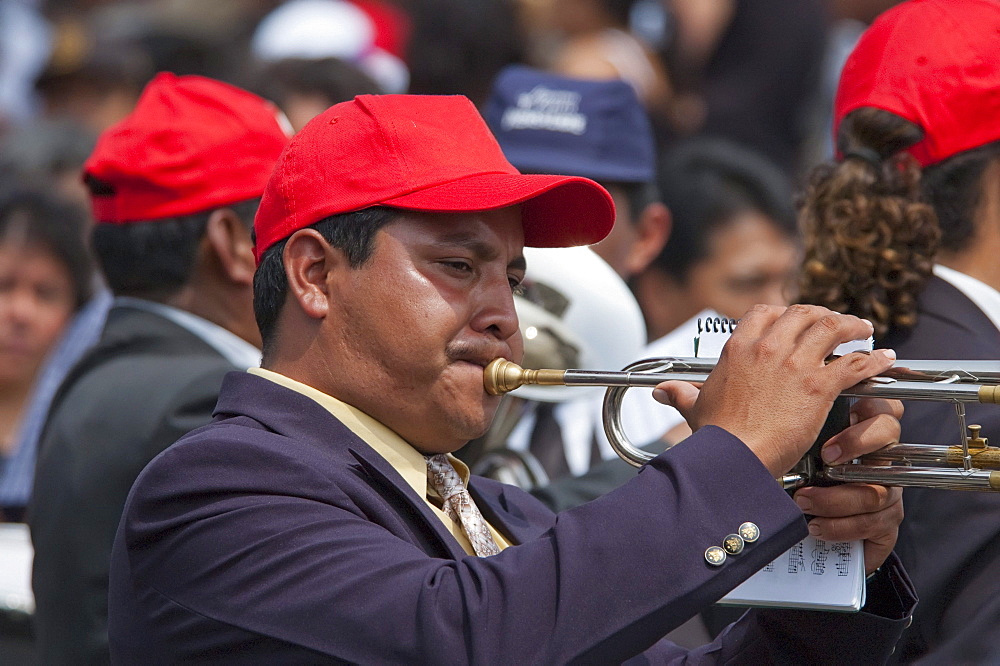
[351,0,410,59]
[84,72,290,223]
[253,94,615,261]
[834,0,1000,167]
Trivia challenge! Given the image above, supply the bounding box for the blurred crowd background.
[0,0,908,660]
[1,0,902,191]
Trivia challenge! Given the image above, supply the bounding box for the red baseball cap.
[834,0,1000,167]
[84,72,291,223]
[253,94,615,261]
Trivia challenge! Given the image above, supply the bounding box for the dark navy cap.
[483,65,655,184]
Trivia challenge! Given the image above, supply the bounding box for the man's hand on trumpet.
[793,398,905,575]
[652,304,903,575]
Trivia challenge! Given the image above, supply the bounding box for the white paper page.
[718,537,865,611]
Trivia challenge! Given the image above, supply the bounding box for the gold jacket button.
[738,522,760,543]
[723,534,745,555]
[705,546,727,566]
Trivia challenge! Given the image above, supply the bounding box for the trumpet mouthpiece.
[483,359,567,395]
[484,358,521,395]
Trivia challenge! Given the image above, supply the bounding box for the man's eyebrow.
[508,254,527,273]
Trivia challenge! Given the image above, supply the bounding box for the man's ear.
[204,208,256,286]
[282,229,343,320]
[625,202,671,276]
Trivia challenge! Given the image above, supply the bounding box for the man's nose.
[472,279,520,341]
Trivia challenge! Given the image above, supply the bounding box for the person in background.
[404,0,525,105]
[0,189,93,522]
[0,122,110,523]
[652,0,829,176]
[545,0,672,122]
[796,1,1000,661]
[0,0,51,131]
[247,57,381,133]
[0,117,98,211]
[29,72,288,665]
[250,0,411,100]
[624,137,800,447]
[485,65,669,283]
[31,26,152,136]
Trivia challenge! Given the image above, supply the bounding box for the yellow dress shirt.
[248,368,512,555]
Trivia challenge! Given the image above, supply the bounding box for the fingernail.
[861,318,874,332]
[795,494,813,512]
[822,444,842,464]
[808,522,821,537]
[878,348,897,361]
[652,388,668,404]
[849,412,859,426]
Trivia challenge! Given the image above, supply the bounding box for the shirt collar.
[114,297,261,369]
[246,367,471,500]
[932,265,1000,334]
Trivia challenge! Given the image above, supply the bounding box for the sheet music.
[696,318,873,611]
[694,317,874,359]
[718,537,866,611]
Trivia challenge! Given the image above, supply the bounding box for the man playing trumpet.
[107,94,914,662]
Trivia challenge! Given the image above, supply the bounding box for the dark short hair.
[922,139,1000,253]
[248,57,381,107]
[653,138,797,283]
[602,180,660,224]
[89,173,259,300]
[253,206,397,360]
[0,188,94,309]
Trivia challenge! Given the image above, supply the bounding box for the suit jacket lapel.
[471,487,547,546]
[218,372,526,561]
[921,276,1000,347]
[347,444,471,560]
[886,275,1000,354]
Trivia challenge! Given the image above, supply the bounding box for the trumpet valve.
[968,424,988,450]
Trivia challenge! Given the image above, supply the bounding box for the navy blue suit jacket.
[882,276,1000,663]
[109,371,915,663]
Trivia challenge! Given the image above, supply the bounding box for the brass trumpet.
[483,357,1000,492]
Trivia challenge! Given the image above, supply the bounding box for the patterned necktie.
[425,454,501,557]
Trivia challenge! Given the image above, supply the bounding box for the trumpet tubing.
[483,358,1000,404]
[483,357,1000,492]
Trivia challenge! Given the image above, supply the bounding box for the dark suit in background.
[30,304,236,665]
[109,371,915,663]
[882,276,1000,663]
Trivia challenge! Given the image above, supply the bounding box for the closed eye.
[441,260,473,273]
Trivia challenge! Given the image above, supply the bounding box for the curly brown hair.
[798,108,939,339]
